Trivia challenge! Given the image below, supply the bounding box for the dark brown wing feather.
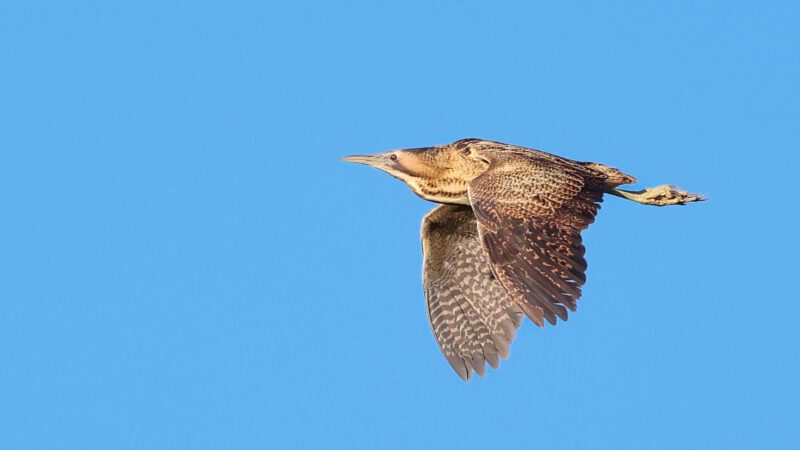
[468,146,606,327]
[421,204,524,381]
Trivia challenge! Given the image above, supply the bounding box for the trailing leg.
[607,185,705,206]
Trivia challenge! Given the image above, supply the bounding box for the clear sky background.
[1,1,799,449]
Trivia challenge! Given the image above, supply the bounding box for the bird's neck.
[406,176,471,205]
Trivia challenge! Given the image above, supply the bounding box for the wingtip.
[447,356,471,381]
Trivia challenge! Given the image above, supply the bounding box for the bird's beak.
[341,154,382,167]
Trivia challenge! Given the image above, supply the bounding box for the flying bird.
[343,138,703,380]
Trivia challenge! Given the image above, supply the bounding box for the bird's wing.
[468,148,606,327]
[421,204,524,381]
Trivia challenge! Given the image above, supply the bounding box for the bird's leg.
[607,185,705,206]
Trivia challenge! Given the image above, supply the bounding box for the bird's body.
[343,139,703,380]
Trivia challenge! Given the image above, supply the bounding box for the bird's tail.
[581,162,637,187]
[581,161,704,206]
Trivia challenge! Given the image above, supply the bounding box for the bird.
[342,138,703,380]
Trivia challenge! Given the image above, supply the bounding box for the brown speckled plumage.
[343,138,703,381]
[422,204,523,379]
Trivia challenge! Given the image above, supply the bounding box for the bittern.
[343,138,703,381]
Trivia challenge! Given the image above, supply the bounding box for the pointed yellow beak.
[341,154,382,167]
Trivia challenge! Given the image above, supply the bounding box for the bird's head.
[342,139,491,204]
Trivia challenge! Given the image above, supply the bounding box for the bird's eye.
[389,154,397,161]
[461,148,471,156]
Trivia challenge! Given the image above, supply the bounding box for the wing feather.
[421,204,523,380]
[468,147,606,326]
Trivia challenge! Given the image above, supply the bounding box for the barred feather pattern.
[421,205,523,380]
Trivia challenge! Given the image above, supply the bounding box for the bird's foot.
[610,185,706,206]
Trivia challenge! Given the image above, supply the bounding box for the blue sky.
[1,1,798,449]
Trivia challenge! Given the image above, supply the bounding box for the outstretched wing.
[421,204,523,381]
[468,147,606,327]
